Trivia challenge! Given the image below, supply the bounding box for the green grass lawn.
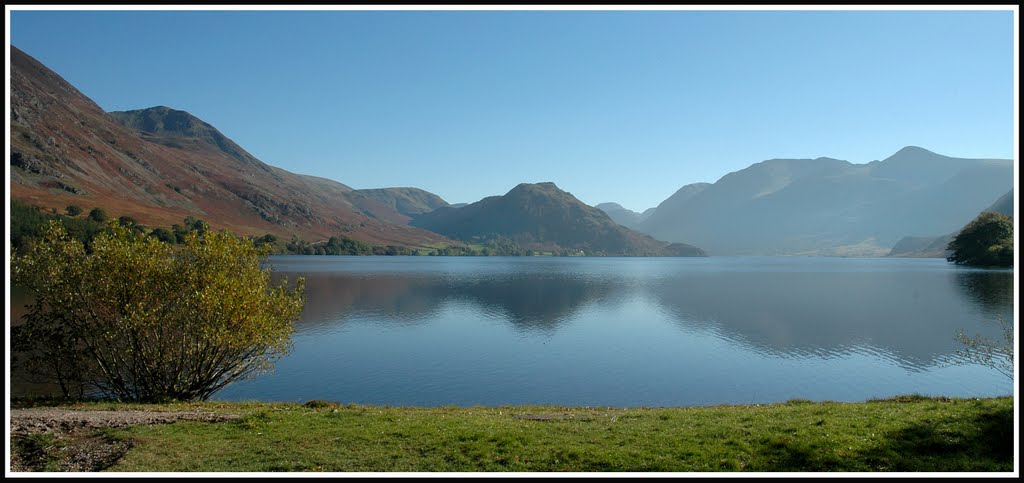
[31,395,1010,472]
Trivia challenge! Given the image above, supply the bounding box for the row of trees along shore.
[12,201,439,256]
[12,201,543,257]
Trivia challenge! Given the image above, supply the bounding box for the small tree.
[946,212,1013,267]
[65,205,83,217]
[955,318,1014,380]
[148,227,175,243]
[88,207,108,223]
[12,221,305,402]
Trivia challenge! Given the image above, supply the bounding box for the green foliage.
[65,205,83,217]
[183,216,208,236]
[371,244,417,256]
[280,234,418,256]
[428,245,476,256]
[88,207,108,223]
[147,227,175,244]
[10,200,104,253]
[946,212,1013,267]
[323,235,373,255]
[11,221,306,402]
[254,233,278,247]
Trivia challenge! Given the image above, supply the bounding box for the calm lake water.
[9,256,1015,407]
[211,256,1014,407]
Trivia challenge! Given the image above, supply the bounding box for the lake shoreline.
[9,395,1015,472]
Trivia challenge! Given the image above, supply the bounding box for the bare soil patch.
[9,408,240,472]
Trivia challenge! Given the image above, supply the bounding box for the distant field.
[10,396,1014,472]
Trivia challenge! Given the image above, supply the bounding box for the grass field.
[12,395,1014,472]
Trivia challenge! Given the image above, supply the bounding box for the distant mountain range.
[10,45,1015,258]
[888,189,1014,258]
[10,46,450,247]
[630,147,1013,256]
[412,182,705,256]
[594,203,655,229]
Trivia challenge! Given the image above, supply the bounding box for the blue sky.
[8,8,1016,212]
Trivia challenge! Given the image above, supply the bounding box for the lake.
[208,256,1013,407]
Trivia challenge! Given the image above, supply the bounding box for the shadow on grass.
[752,435,843,471]
[860,405,1013,472]
[748,404,1013,472]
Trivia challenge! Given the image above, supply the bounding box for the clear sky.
[8,8,1017,212]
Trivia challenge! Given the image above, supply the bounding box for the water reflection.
[291,271,618,334]
[294,274,446,331]
[10,256,1015,405]
[279,259,1014,371]
[675,270,1008,369]
[952,270,1015,321]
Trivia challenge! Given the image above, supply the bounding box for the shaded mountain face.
[9,46,450,247]
[984,189,1014,217]
[412,182,705,256]
[637,147,1014,256]
[888,188,1014,258]
[595,202,653,229]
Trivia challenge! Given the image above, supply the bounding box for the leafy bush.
[88,207,108,223]
[946,212,1013,267]
[10,200,104,253]
[12,221,305,402]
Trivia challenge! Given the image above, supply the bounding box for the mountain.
[594,202,653,229]
[637,147,1014,256]
[345,187,450,225]
[10,46,451,247]
[984,189,1014,217]
[411,182,705,256]
[888,188,1014,258]
[644,182,710,222]
[887,234,955,259]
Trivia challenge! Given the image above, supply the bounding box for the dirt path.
[9,408,240,472]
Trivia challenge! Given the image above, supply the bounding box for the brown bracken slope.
[9,46,452,248]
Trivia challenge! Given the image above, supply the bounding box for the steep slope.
[888,188,1014,258]
[9,46,451,247]
[411,182,704,256]
[637,147,1013,256]
[984,189,1015,217]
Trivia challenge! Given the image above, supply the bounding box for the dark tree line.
[946,211,1013,268]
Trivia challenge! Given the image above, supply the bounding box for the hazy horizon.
[8,7,1016,212]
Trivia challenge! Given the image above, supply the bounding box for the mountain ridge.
[10,45,450,248]
[412,182,705,256]
[636,147,1013,256]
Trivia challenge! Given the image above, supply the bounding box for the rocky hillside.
[10,46,451,248]
[345,187,450,225]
